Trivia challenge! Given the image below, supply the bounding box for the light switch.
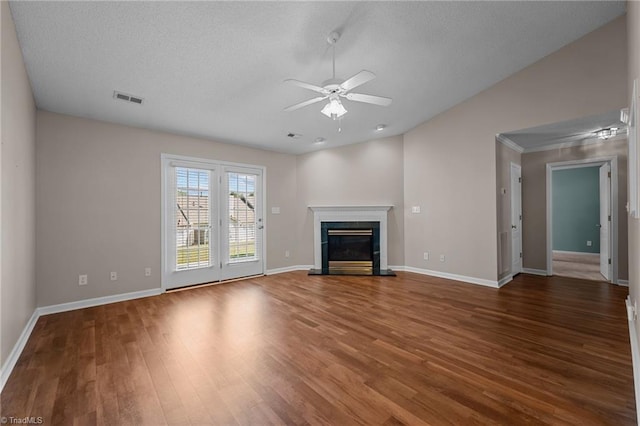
[271,207,280,214]
[411,206,421,214]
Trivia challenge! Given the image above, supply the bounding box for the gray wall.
[552,167,600,253]
[295,136,405,267]
[1,2,37,366]
[404,16,627,282]
[36,111,299,306]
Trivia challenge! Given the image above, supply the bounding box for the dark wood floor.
[0,272,635,425]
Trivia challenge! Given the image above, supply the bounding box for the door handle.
[258,225,264,230]
[596,224,602,228]
[511,225,517,229]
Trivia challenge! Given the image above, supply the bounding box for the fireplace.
[322,222,379,274]
[308,205,395,276]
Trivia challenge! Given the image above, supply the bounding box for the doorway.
[161,154,265,290]
[546,158,617,282]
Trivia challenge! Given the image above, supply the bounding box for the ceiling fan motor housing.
[327,31,340,45]
[321,79,343,92]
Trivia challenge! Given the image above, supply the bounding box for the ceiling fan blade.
[284,79,328,94]
[340,70,376,92]
[344,92,392,106]
[283,96,327,112]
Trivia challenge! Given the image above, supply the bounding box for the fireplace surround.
[308,206,395,276]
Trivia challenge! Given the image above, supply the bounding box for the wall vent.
[113,90,144,105]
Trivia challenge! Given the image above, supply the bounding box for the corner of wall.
[1,0,39,367]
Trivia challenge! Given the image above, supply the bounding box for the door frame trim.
[545,156,618,283]
[510,162,523,275]
[160,153,267,291]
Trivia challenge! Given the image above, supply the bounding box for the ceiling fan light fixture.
[321,97,347,120]
[597,127,618,140]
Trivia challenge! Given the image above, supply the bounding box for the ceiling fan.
[283,31,392,120]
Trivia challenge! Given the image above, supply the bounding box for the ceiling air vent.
[113,90,144,105]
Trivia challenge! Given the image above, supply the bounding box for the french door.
[162,155,264,290]
[220,166,264,280]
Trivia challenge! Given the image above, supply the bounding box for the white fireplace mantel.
[309,205,393,270]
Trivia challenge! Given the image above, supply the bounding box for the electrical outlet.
[439,255,445,262]
[587,240,592,247]
[423,252,429,260]
[285,250,290,258]
[145,267,151,277]
[110,271,118,281]
[79,275,88,286]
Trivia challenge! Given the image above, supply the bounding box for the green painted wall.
[552,167,600,253]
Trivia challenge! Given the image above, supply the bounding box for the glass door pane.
[227,172,257,263]
[175,167,211,270]
[221,167,263,280]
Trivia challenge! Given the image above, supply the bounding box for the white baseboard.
[37,288,163,316]
[0,287,163,394]
[618,279,629,287]
[0,309,39,393]
[522,268,548,276]
[403,266,499,288]
[626,297,640,426]
[498,274,513,288]
[265,265,313,275]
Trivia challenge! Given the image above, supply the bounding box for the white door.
[510,164,523,275]
[220,167,264,280]
[165,165,219,289]
[599,163,611,280]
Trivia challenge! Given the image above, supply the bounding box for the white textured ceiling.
[9,1,626,154]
